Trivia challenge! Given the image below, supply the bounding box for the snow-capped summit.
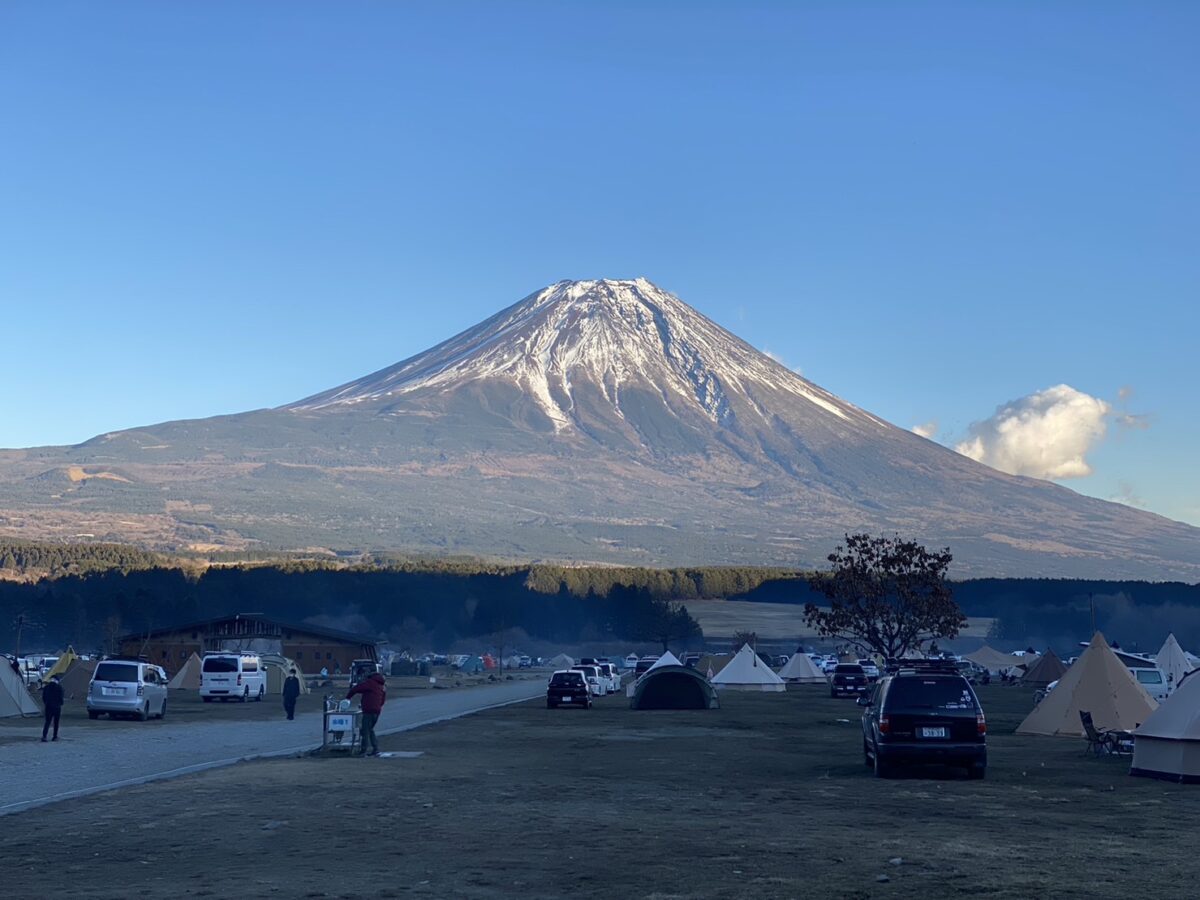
[290,278,873,439]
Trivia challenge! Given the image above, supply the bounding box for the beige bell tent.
[1,660,40,718]
[710,644,786,692]
[1020,650,1067,687]
[545,653,575,669]
[966,645,1028,674]
[1017,632,1157,737]
[1156,634,1194,693]
[1132,671,1200,782]
[168,652,203,690]
[59,658,98,704]
[778,653,826,684]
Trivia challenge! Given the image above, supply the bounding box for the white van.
[1131,667,1171,702]
[200,653,267,702]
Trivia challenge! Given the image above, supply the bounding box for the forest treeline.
[2,540,1197,654]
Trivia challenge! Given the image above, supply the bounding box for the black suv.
[546,670,592,709]
[859,662,986,779]
[830,663,869,698]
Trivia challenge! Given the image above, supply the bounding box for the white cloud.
[912,421,938,439]
[954,384,1111,480]
[1110,482,1147,509]
[762,348,802,375]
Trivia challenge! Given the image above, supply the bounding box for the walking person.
[345,670,386,757]
[42,673,64,742]
[282,668,301,720]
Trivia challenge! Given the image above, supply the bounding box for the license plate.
[920,726,947,738]
[562,696,572,702]
[102,687,122,696]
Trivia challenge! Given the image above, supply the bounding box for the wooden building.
[120,613,378,675]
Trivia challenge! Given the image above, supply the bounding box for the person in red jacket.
[345,671,386,756]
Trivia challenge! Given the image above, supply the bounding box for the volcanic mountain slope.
[0,278,1196,579]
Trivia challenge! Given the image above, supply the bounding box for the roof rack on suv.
[884,658,962,675]
[102,654,149,663]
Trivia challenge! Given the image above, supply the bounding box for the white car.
[596,662,621,692]
[200,652,267,702]
[570,665,605,696]
[1131,667,1171,702]
[87,658,169,721]
[857,659,881,679]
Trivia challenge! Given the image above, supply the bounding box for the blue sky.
[1,2,1196,525]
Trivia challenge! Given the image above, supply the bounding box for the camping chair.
[1078,711,1133,757]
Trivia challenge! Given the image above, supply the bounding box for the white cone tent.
[545,653,575,669]
[1017,632,1157,737]
[1132,672,1200,782]
[1156,634,1194,693]
[168,652,203,690]
[778,652,826,684]
[711,644,786,692]
[644,651,682,675]
[1,661,40,718]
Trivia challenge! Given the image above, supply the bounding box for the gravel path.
[0,679,544,815]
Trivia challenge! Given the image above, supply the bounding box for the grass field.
[3,683,1196,899]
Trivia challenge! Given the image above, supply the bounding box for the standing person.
[42,674,64,742]
[345,670,386,757]
[282,668,301,720]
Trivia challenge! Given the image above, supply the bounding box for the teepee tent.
[1017,632,1157,737]
[711,644,786,692]
[1,660,40,718]
[778,652,826,684]
[168,652,203,690]
[1156,634,1194,693]
[1132,672,1200,782]
[545,653,575,669]
[1020,650,1067,687]
[644,651,682,675]
[59,658,98,704]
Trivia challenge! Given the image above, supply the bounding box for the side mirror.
[856,695,872,707]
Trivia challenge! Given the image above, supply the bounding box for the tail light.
[137,684,145,697]
[878,715,890,734]
[977,712,987,735]
[237,674,243,686]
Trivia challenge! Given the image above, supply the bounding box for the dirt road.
[0,677,544,815]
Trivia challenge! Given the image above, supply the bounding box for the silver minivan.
[87,659,169,721]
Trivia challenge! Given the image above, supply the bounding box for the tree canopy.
[803,534,965,659]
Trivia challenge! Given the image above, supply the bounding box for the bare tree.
[804,534,964,659]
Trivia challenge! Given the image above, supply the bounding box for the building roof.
[120,612,378,646]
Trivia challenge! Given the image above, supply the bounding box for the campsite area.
[5,684,1198,899]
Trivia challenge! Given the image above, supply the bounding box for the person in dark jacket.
[282,669,301,720]
[345,671,386,756]
[42,674,64,742]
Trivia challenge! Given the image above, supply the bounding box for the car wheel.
[873,744,892,778]
[256,686,264,702]
[158,699,167,720]
[241,687,249,702]
[88,710,99,720]
[863,739,873,768]
[968,763,986,780]
[138,702,150,722]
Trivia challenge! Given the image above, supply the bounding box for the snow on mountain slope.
[289,278,875,432]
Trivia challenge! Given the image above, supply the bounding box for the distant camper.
[200,653,267,702]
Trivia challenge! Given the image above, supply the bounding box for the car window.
[202,657,238,673]
[834,665,864,674]
[95,663,139,682]
[1136,670,1163,685]
[550,673,583,686]
[886,677,977,710]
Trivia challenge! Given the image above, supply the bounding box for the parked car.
[200,652,267,702]
[595,662,621,692]
[857,659,880,680]
[546,670,592,709]
[87,658,169,721]
[821,656,840,673]
[518,655,532,668]
[859,662,987,779]
[349,658,381,686]
[830,664,869,697]
[570,664,605,696]
[1131,667,1171,702]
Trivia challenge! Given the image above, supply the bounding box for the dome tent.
[630,664,719,710]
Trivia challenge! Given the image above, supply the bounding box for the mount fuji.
[1,278,1196,579]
